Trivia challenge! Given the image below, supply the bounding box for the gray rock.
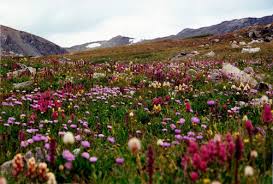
[257,82,269,91]
[249,30,262,38]
[264,36,272,42]
[213,39,220,43]
[35,147,45,162]
[0,160,12,174]
[205,51,215,57]
[171,51,199,61]
[187,69,197,76]
[231,43,240,48]
[248,40,264,45]
[255,74,266,81]
[241,47,261,53]
[243,67,255,76]
[13,81,33,89]
[222,63,257,87]
[24,150,33,160]
[209,69,222,82]
[239,41,246,46]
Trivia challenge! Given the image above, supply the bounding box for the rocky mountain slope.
[66,35,135,52]
[155,14,273,41]
[0,25,67,56]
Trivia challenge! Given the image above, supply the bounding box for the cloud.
[0,0,272,47]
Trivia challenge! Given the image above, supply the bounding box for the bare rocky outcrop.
[222,63,257,87]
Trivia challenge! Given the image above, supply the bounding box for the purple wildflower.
[89,156,98,163]
[115,157,124,165]
[62,150,75,161]
[81,152,90,159]
[81,141,90,148]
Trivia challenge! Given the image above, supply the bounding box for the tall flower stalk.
[146,145,155,184]
[234,135,243,184]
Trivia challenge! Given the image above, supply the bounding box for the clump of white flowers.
[260,95,269,105]
[211,181,221,184]
[157,139,163,146]
[47,172,57,184]
[93,72,106,79]
[162,81,171,87]
[129,111,134,117]
[128,137,141,154]
[149,81,161,88]
[0,177,7,184]
[250,150,258,158]
[63,132,75,145]
[244,166,254,177]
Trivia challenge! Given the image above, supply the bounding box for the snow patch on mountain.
[86,43,101,48]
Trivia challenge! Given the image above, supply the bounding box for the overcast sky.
[0,0,272,47]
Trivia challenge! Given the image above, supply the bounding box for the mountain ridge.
[0,25,67,56]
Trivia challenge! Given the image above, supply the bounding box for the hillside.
[0,25,67,56]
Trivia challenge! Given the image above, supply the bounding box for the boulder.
[243,67,255,76]
[26,67,36,76]
[13,81,33,89]
[222,63,257,87]
[208,69,222,82]
[187,69,197,76]
[249,30,262,39]
[171,51,199,61]
[257,82,269,91]
[7,67,36,79]
[241,47,261,54]
[231,43,240,48]
[0,148,45,175]
[0,160,12,174]
[248,40,263,45]
[34,147,45,162]
[239,41,246,46]
[205,51,215,57]
[213,39,220,43]
[24,150,34,160]
[264,36,273,42]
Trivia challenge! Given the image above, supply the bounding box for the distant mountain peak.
[66,35,136,53]
[174,14,273,39]
[0,25,67,56]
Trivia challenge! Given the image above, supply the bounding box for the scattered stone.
[24,150,34,160]
[257,82,269,91]
[0,160,12,174]
[0,148,46,175]
[171,51,199,61]
[249,30,262,39]
[239,41,246,46]
[7,66,36,79]
[205,51,215,57]
[243,67,255,76]
[264,36,273,42]
[255,74,266,81]
[248,40,264,45]
[187,69,197,76]
[231,43,240,48]
[208,69,222,82]
[213,39,220,43]
[241,47,261,54]
[222,63,257,87]
[13,81,33,89]
[35,147,45,162]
